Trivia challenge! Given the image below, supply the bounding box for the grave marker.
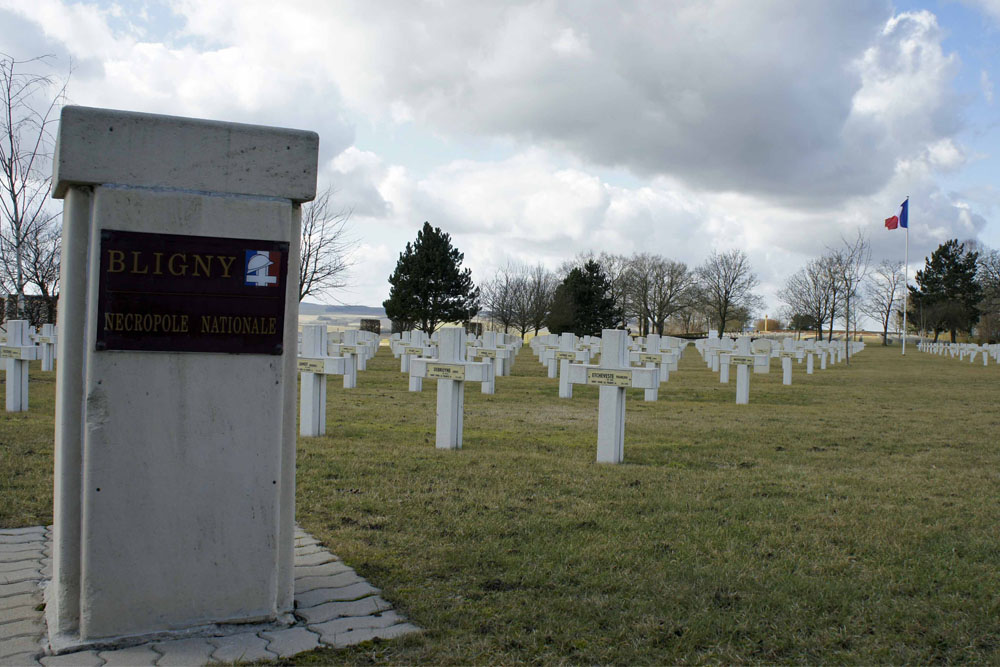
[2,320,37,412]
[298,324,347,437]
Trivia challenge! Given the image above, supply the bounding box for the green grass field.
[3,343,999,663]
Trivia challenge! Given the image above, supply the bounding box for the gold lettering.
[131,251,148,274]
[152,252,164,275]
[104,313,114,330]
[124,313,134,331]
[108,250,126,273]
[268,318,276,334]
[115,313,123,331]
[168,253,187,276]
[192,254,212,277]
[201,315,211,333]
[217,255,236,278]
[251,318,260,334]
[180,315,188,333]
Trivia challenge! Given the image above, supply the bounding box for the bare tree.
[481,262,520,334]
[828,230,871,362]
[779,257,835,340]
[861,259,903,345]
[696,249,761,337]
[524,263,556,336]
[298,185,356,302]
[0,54,66,321]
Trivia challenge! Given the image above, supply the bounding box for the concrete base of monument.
[0,526,419,665]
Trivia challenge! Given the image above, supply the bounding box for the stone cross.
[778,349,795,385]
[723,337,761,404]
[470,338,511,395]
[553,333,582,398]
[628,334,674,402]
[36,322,58,372]
[2,320,38,412]
[563,329,658,463]
[409,327,488,449]
[329,329,360,388]
[298,324,347,437]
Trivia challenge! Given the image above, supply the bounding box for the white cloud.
[983,69,995,104]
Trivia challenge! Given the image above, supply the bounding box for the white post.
[642,334,661,402]
[902,200,909,355]
[436,327,465,450]
[596,330,628,464]
[39,322,57,371]
[341,329,359,388]
[299,325,327,437]
[733,337,752,405]
[781,354,792,385]
[3,320,34,412]
[557,333,577,399]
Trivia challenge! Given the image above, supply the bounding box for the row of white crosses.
[917,340,997,366]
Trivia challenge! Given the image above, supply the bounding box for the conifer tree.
[383,222,479,333]
[546,260,618,336]
[908,239,981,342]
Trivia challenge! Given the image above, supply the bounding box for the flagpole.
[902,196,909,355]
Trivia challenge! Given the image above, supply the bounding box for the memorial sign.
[96,229,288,354]
[586,368,632,387]
[426,362,467,380]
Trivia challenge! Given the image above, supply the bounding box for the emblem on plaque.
[245,250,280,287]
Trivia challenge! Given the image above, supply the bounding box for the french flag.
[885,199,909,230]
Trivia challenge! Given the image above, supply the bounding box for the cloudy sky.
[2,0,998,315]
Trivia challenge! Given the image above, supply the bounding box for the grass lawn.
[3,341,1000,663]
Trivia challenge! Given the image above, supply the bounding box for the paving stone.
[0,545,41,556]
[0,571,41,587]
[36,567,48,580]
[99,645,160,666]
[294,551,339,568]
[293,562,353,580]
[0,530,44,538]
[40,650,103,666]
[0,583,40,600]
[326,622,420,648]
[296,596,392,625]
[295,582,380,608]
[0,652,41,666]
[294,542,325,555]
[153,637,214,666]
[260,627,319,658]
[294,537,320,548]
[209,632,276,663]
[294,571,361,595]
[0,564,41,577]
[0,594,39,611]
[0,537,43,547]
[0,619,43,641]
[0,606,37,627]
[310,610,402,642]
[0,637,42,660]
[0,552,43,566]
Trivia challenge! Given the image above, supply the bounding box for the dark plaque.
[96,229,289,354]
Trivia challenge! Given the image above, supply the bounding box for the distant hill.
[299,303,386,317]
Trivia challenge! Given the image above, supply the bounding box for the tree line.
[779,233,1000,345]
[382,220,765,338]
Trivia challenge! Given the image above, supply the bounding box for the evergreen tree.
[908,239,981,343]
[383,222,480,333]
[546,260,618,336]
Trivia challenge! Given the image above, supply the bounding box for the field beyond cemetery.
[2,343,999,663]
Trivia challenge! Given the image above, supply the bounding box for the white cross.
[628,334,675,402]
[298,324,348,437]
[563,329,658,463]
[1,320,38,412]
[409,327,489,450]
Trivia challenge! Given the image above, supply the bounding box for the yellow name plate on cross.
[38,336,53,344]
[586,368,632,387]
[297,358,325,373]
[475,349,497,359]
[779,351,796,358]
[554,351,576,360]
[426,363,467,380]
[2,347,26,359]
[638,353,662,364]
[404,346,424,355]
[339,345,357,354]
[729,355,756,365]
